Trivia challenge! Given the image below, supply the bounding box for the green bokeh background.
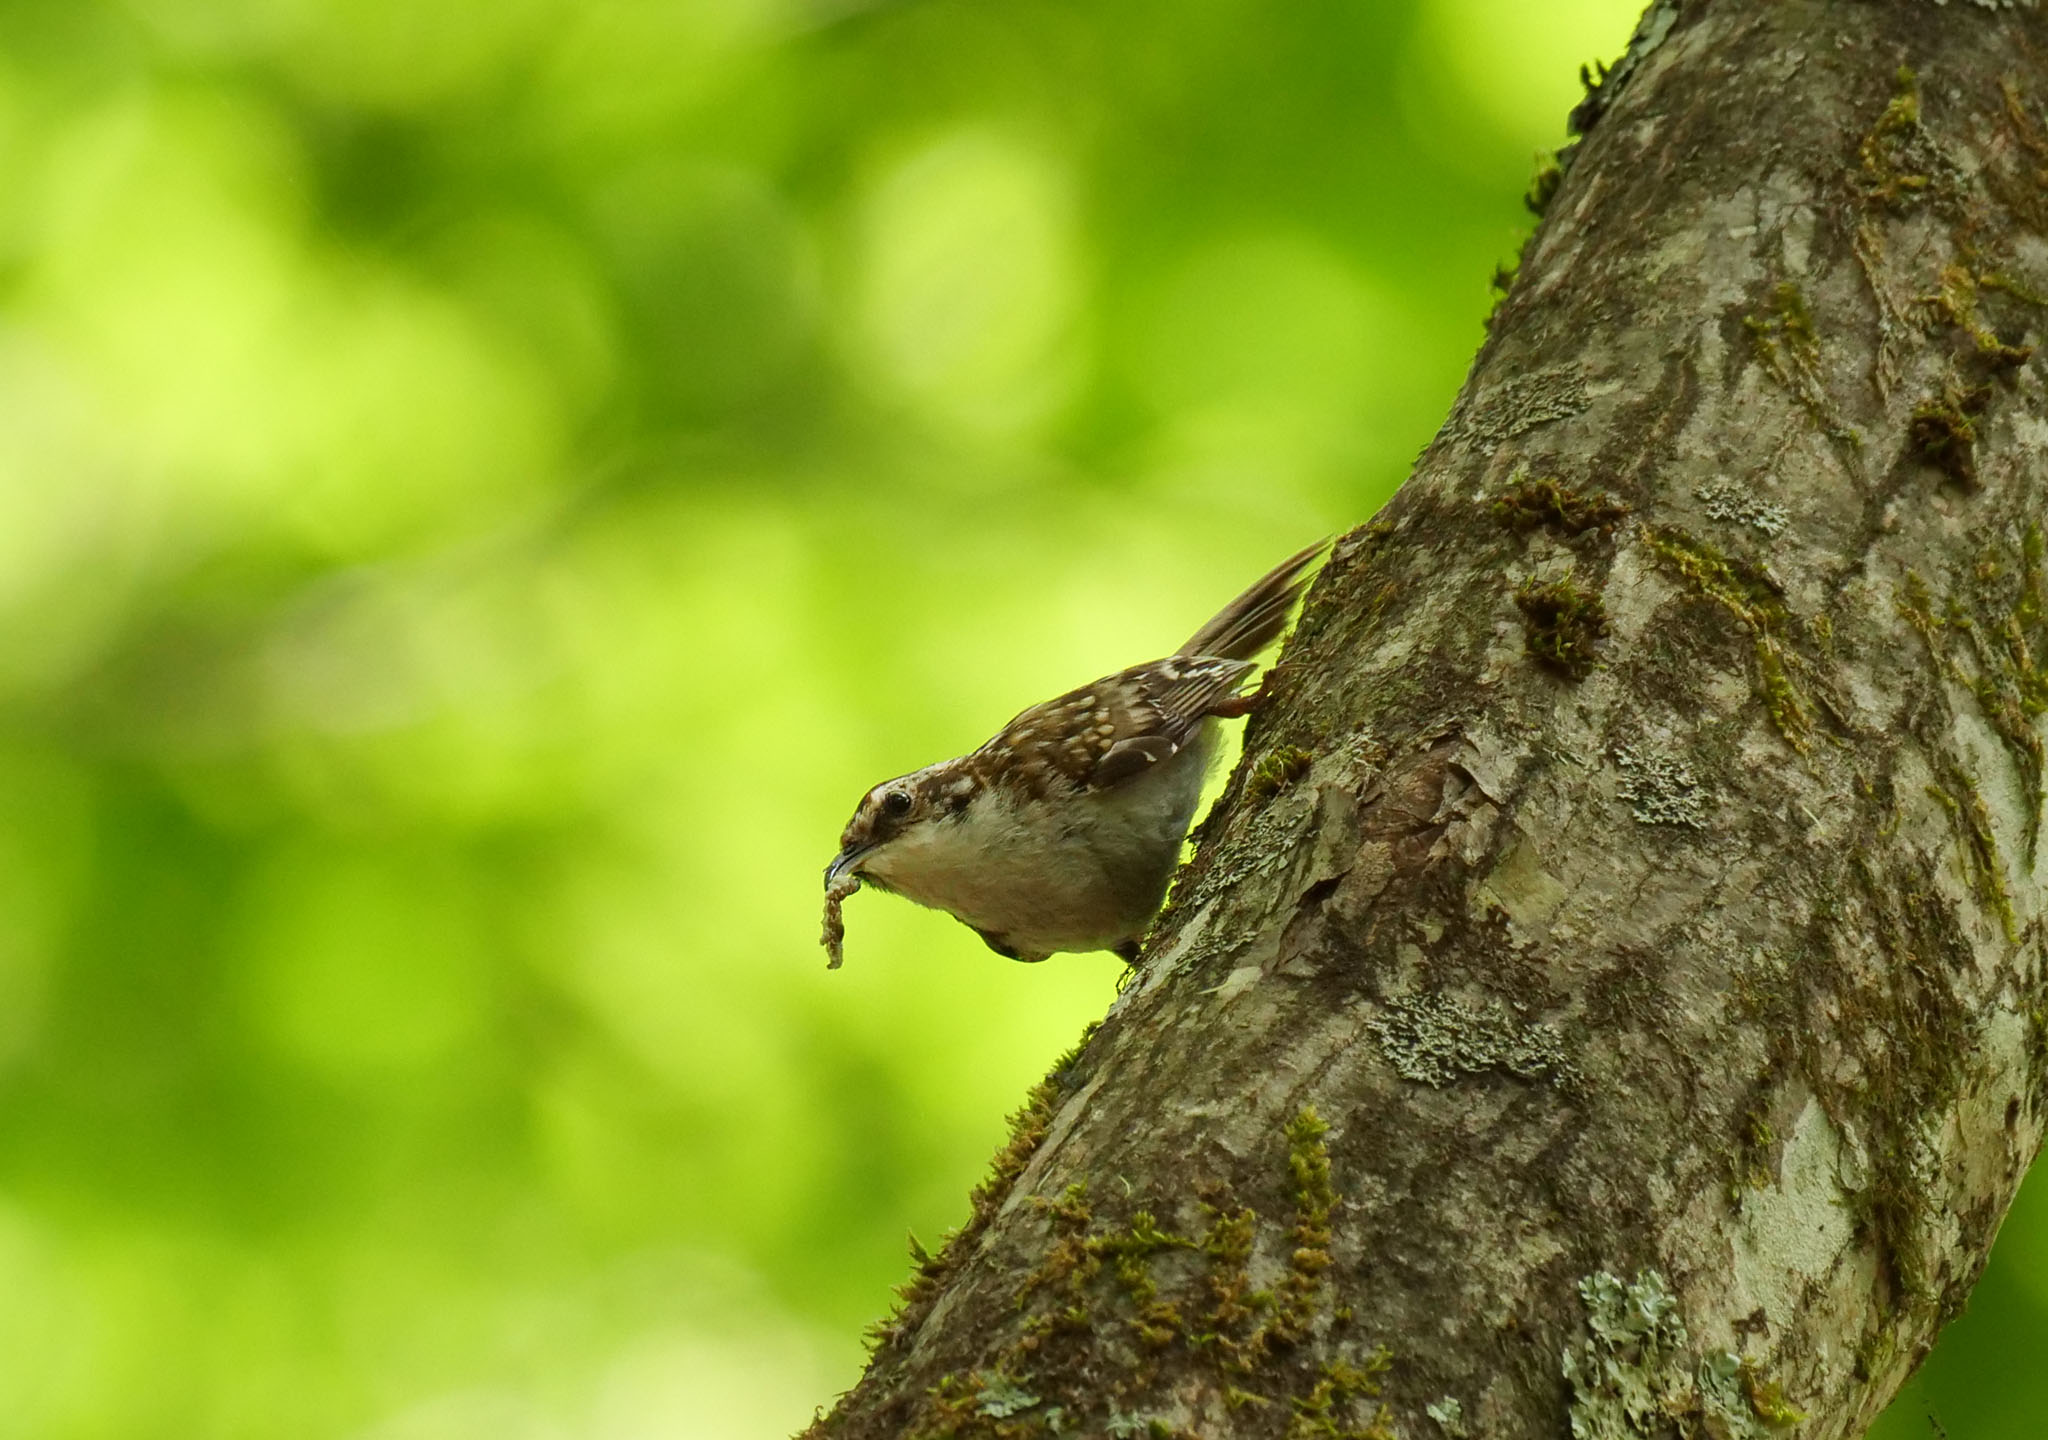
[0,0,2037,1434]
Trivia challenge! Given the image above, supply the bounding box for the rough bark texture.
[809,2,2048,1436]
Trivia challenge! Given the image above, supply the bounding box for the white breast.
[864,725,1219,960]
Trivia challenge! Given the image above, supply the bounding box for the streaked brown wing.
[1092,656,1254,787]
[974,657,1254,795]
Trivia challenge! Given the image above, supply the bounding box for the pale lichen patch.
[1697,479,1791,537]
[1425,1395,1469,1438]
[1367,992,1576,1087]
[1453,365,1591,449]
[1562,1270,1693,1440]
[1563,1271,1805,1440]
[1614,744,1713,828]
[1193,789,1318,899]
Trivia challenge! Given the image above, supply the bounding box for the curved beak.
[824,845,871,888]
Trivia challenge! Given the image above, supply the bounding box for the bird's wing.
[977,656,1255,795]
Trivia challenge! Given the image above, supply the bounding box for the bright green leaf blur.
[0,2,2035,1437]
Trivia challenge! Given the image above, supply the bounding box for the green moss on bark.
[1905,385,1991,487]
[1490,475,1629,536]
[1248,745,1316,804]
[1859,66,1930,209]
[1515,574,1609,681]
[820,1101,1390,1438]
[1897,531,2048,857]
[1643,527,1814,750]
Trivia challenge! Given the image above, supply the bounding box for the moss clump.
[1994,76,2048,235]
[1524,153,1564,216]
[1744,281,1849,444]
[1981,269,2048,309]
[2018,528,2048,716]
[1730,1103,1777,1199]
[1899,532,2048,855]
[1769,280,1815,348]
[1490,475,1629,535]
[1248,745,1315,804]
[1570,58,1615,135]
[1925,780,2017,944]
[1487,259,1519,321]
[1859,66,1930,208]
[1741,1359,1809,1428]
[1514,574,1609,681]
[1099,1209,1196,1348]
[1982,335,2037,376]
[1755,645,1809,750]
[1854,1325,1898,1384]
[1928,263,2038,376]
[1267,1106,1337,1348]
[1644,528,1764,603]
[1644,527,1813,750]
[1849,66,1948,400]
[1287,1353,1395,1440]
[1197,1197,1268,1372]
[1698,1351,1806,1439]
[1016,1181,1104,1333]
[912,1372,984,1437]
[1905,385,1991,488]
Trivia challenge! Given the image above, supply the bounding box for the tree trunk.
[808,2,2048,1435]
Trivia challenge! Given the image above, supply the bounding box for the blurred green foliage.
[0,0,2035,1435]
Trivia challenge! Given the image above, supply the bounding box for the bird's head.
[825,763,977,893]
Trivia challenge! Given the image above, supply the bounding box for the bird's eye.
[882,790,913,817]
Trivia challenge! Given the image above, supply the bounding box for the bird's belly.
[873,737,1212,958]
[942,845,1135,956]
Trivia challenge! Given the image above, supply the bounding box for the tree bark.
[809,2,2048,1436]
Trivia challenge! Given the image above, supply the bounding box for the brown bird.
[824,541,1324,966]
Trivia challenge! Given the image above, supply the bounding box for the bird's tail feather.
[1177,539,1329,660]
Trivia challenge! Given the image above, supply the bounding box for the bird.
[823,540,1325,967]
